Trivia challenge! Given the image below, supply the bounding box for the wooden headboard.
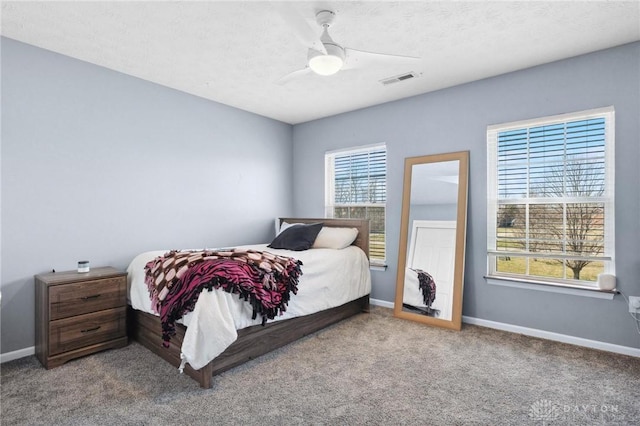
[278,217,370,259]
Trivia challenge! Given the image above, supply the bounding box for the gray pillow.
[268,222,323,251]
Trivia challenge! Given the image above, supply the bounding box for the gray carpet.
[2,307,639,425]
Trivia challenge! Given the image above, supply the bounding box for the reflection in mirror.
[394,151,469,330]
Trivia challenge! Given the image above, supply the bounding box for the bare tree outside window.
[529,160,605,279]
[499,160,605,280]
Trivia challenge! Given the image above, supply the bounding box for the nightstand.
[35,266,128,369]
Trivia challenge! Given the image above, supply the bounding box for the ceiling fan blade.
[343,48,420,70]
[275,67,312,86]
[272,3,327,54]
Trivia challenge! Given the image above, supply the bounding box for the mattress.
[127,243,371,370]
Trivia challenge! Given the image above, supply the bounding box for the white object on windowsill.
[597,273,616,290]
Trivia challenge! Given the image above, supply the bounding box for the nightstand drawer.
[49,307,127,355]
[49,277,126,320]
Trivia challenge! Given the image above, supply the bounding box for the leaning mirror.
[394,151,469,330]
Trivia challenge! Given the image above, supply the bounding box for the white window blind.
[487,107,615,287]
[325,143,386,263]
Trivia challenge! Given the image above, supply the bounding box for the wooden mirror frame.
[393,151,469,330]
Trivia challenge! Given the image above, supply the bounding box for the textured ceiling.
[2,1,639,124]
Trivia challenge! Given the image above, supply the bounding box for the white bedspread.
[127,244,371,371]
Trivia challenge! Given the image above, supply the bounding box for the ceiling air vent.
[379,72,418,86]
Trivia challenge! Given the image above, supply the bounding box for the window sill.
[484,275,615,300]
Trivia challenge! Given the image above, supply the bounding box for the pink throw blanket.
[144,249,302,346]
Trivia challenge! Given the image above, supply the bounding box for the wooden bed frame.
[128,218,371,388]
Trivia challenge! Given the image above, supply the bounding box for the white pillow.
[312,227,358,249]
[277,221,296,235]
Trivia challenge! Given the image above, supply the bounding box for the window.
[487,107,614,288]
[325,143,386,265]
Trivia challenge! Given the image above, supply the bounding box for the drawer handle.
[81,326,101,333]
[80,294,101,301]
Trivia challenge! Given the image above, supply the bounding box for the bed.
[126,218,371,388]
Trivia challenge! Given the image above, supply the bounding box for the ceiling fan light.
[308,42,345,76]
[309,54,344,76]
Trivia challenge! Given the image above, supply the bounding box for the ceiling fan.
[277,9,419,84]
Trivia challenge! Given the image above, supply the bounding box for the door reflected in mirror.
[394,152,469,330]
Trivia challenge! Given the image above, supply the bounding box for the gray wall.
[1,38,293,353]
[292,42,640,349]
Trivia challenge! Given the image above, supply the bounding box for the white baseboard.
[463,316,640,358]
[0,346,35,363]
[368,297,640,357]
[370,298,394,309]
